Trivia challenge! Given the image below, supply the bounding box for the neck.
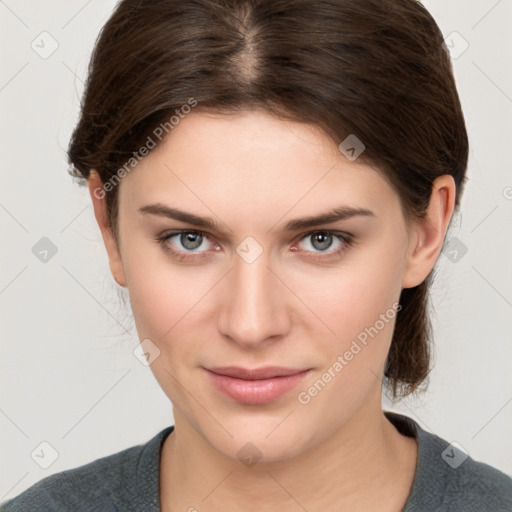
[160,391,418,512]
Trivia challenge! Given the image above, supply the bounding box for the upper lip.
[205,366,310,380]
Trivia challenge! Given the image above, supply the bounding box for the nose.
[217,249,291,348]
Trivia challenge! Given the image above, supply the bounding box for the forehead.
[118,110,400,222]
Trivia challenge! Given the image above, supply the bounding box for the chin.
[195,413,315,466]
[221,432,309,466]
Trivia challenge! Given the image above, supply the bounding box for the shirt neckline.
[149,411,425,510]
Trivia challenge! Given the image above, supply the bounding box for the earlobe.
[87,170,127,288]
[401,175,456,289]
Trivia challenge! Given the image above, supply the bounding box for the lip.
[203,366,311,405]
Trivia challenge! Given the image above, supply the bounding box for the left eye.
[297,231,348,254]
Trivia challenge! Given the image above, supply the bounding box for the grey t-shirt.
[2,412,512,511]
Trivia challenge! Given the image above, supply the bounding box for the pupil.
[313,232,332,251]
[182,232,201,250]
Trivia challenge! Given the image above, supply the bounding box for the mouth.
[203,366,312,405]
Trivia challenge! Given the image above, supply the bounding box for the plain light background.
[1,0,511,501]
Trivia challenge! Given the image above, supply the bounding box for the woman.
[2,0,511,511]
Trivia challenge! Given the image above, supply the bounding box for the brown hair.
[67,0,469,399]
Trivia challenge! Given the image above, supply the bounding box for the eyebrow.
[138,203,375,232]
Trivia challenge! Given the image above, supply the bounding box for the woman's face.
[92,110,432,462]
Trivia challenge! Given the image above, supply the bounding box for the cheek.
[291,245,404,376]
[124,256,212,402]
[292,262,402,421]
[298,257,401,338]
[123,248,219,367]
[123,241,199,333]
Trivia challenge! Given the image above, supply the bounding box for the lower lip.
[204,369,310,405]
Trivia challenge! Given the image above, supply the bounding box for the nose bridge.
[218,246,289,345]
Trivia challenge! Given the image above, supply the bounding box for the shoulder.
[0,426,173,512]
[385,412,512,512]
[419,427,512,510]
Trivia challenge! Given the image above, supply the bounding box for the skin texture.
[88,110,456,511]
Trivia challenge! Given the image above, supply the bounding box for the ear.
[401,175,457,289]
[88,170,127,288]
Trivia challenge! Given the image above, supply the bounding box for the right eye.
[156,230,219,262]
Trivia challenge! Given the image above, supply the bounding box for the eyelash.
[156,229,354,263]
